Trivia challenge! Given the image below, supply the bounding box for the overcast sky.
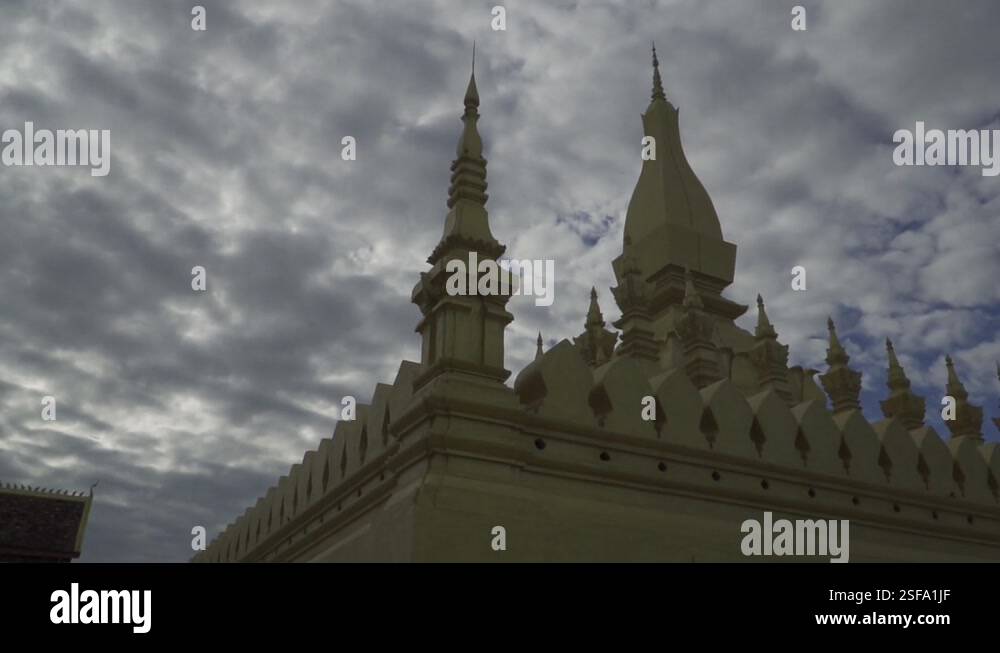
[1,0,998,562]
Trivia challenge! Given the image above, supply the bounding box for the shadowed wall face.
[0,489,91,562]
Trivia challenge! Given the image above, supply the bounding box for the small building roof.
[0,483,93,562]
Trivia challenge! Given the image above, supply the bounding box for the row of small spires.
[536,269,1000,438]
[0,481,95,497]
[801,296,995,439]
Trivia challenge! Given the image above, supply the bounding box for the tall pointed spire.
[447,49,486,209]
[819,317,861,413]
[651,42,666,102]
[423,46,503,264]
[879,338,925,430]
[943,355,983,440]
[535,332,544,360]
[411,51,512,390]
[614,50,744,339]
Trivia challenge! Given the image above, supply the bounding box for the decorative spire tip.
[651,42,666,101]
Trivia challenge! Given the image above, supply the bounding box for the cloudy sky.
[0,0,998,562]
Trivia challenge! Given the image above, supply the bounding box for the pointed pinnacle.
[886,338,899,367]
[586,287,603,327]
[944,355,968,400]
[651,42,666,101]
[885,338,910,392]
[449,49,487,202]
[464,68,479,110]
[826,317,849,367]
[755,294,777,339]
[535,332,543,360]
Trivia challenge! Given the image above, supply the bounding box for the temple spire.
[586,287,602,326]
[535,332,543,360]
[446,48,487,210]
[748,295,791,401]
[615,51,743,334]
[819,317,861,413]
[574,288,617,367]
[885,338,910,392]
[825,317,849,367]
[754,294,777,340]
[651,42,666,102]
[465,43,479,110]
[410,54,512,389]
[880,338,925,430]
[424,48,502,265]
[943,355,983,440]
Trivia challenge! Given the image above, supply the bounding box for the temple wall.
[193,60,1000,565]
[196,362,999,563]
